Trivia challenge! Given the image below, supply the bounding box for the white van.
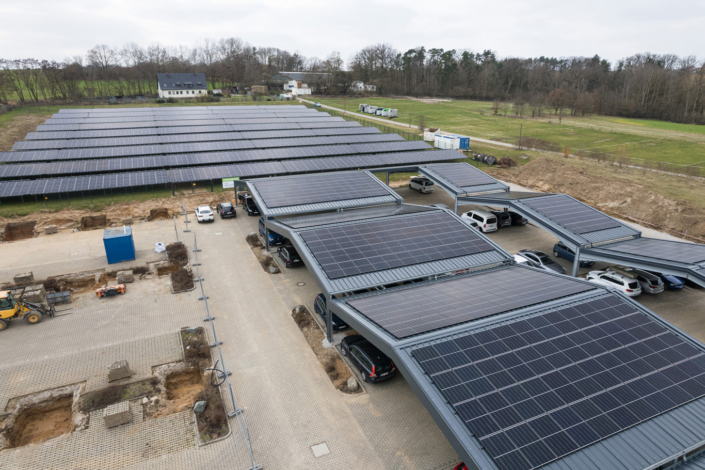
[460,210,498,233]
[409,176,435,193]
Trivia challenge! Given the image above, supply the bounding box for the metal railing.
[185,205,260,470]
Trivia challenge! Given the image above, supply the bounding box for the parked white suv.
[195,206,214,223]
[461,210,498,233]
[607,266,664,294]
[409,177,435,193]
[586,271,642,297]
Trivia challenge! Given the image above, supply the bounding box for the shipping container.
[103,226,136,264]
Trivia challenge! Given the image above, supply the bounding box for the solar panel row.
[56,105,307,114]
[599,238,705,265]
[44,112,324,124]
[50,107,318,119]
[0,141,430,178]
[14,127,380,150]
[424,163,501,189]
[522,195,623,235]
[412,294,705,470]
[347,267,596,339]
[35,117,344,132]
[1,134,409,163]
[25,121,362,140]
[252,172,391,209]
[0,149,462,198]
[300,212,495,279]
[0,171,169,197]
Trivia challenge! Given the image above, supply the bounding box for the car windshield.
[487,217,497,224]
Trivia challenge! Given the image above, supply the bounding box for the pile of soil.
[6,396,74,448]
[171,268,194,293]
[78,378,159,412]
[488,157,705,240]
[2,221,36,241]
[147,208,170,221]
[292,306,359,394]
[245,233,280,274]
[181,327,211,369]
[193,384,228,442]
[80,214,107,231]
[166,242,189,267]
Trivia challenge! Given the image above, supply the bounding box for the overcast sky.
[2,0,703,66]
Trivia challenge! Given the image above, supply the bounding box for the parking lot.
[0,181,701,470]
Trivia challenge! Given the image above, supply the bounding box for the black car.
[508,211,528,226]
[490,211,512,228]
[216,202,236,219]
[313,294,348,331]
[341,335,396,383]
[277,245,304,268]
[238,193,260,216]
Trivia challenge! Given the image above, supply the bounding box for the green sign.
[222,177,240,189]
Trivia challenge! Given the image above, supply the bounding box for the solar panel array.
[299,212,495,280]
[0,149,462,198]
[36,116,343,132]
[412,294,705,470]
[347,267,596,339]
[521,195,622,235]
[599,238,705,265]
[425,163,501,189]
[253,172,392,209]
[25,121,362,140]
[14,127,380,150]
[0,171,169,197]
[0,135,410,164]
[44,112,324,124]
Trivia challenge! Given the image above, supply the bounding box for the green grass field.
[314,97,705,167]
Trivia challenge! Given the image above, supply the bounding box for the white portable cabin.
[434,134,461,150]
[388,109,398,118]
[358,104,367,112]
[375,108,385,116]
[379,108,390,117]
[366,106,378,114]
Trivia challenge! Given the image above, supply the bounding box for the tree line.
[1,39,703,124]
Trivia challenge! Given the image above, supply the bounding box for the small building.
[251,85,268,94]
[351,81,376,92]
[157,73,207,99]
[271,72,332,96]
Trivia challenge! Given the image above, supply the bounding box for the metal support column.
[171,182,175,196]
[454,196,459,214]
[264,227,270,253]
[326,298,333,344]
[571,246,582,277]
[210,179,214,193]
[386,172,390,186]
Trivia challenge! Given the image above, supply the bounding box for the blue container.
[459,137,470,150]
[103,226,136,264]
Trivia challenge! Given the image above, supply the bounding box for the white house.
[351,81,376,92]
[157,73,208,98]
[271,72,318,96]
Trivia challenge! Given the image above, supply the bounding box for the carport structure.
[419,163,705,287]
[244,167,705,469]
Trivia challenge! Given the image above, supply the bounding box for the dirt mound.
[0,114,51,152]
[245,233,280,273]
[181,327,210,368]
[292,306,359,394]
[80,214,107,231]
[78,378,159,412]
[166,242,189,267]
[6,396,74,448]
[147,208,170,221]
[171,268,194,293]
[2,221,36,241]
[488,157,705,240]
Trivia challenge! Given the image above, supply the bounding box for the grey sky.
[1,0,703,66]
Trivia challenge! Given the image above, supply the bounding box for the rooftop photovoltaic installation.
[250,171,393,209]
[423,163,507,191]
[299,211,495,279]
[598,238,705,265]
[521,194,622,234]
[411,293,705,470]
[346,266,596,339]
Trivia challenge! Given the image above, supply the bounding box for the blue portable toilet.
[103,226,136,264]
[459,137,470,150]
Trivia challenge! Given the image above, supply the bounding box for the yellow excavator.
[0,290,55,331]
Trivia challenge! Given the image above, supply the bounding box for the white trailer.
[434,135,460,150]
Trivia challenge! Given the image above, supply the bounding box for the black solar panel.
[299,212,495,279]
[522,195,623,235]
[253,172,392,209]
[412,294,705,470]
[599,238,705,265]
[347,266,596,338]
[425,163,500,188]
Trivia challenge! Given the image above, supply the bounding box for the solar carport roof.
[326,266,705,470]
[246,171,402,217]
[419,163,509,195]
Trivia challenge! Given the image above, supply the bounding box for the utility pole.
[408,101,413,129]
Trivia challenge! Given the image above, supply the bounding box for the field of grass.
[313,97,705,167]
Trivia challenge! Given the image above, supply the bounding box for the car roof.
[197,205,212,210]
[220,202,232,206]
[470,209,494,217]
[520,249,545,256]
[355,341,388,361]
